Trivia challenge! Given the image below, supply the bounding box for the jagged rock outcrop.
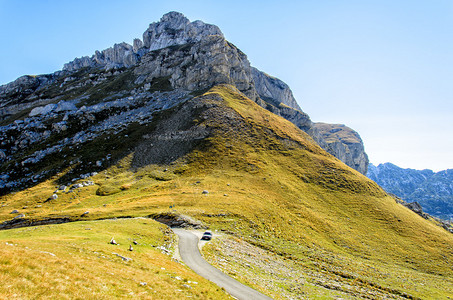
[62,56,94,72]
[134,35,256,99]
[63,11,223,72]
[94,42,139,69]
[133,39,144,53]
[0,74,56,108]
[0,75,42,97]
[313,123,369,174]
[0,216,71,230]
[136,30,324,151]
[142,11,223,51]
[64,42,139,71]
[251,67,319,136]
[136,13,319,144]
[403,201,425,216]
[251,67,301,111]
[150,212,205,229]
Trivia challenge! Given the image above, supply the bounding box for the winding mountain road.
[172,229,273,300]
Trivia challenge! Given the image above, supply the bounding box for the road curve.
[173,229,273,300]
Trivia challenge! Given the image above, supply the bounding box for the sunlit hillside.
[1,85,452,299]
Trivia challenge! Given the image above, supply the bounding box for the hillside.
[368,163,453,220]
[0,11,452,299]
[1,85,452,298]
[0,218,231,299]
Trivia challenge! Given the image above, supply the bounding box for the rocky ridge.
[56,12,368,174]
[63,12,223,72]
[0,12,370,193]
[0,85,189,191]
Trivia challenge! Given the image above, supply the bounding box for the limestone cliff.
[142,12,223,51]
[313,123,369,174]
[251,67,301,111]
[63,12,223,72]
[133,35,256,99]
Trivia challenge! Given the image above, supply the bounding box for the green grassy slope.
[0,218,231,299]
[1,85,452,298]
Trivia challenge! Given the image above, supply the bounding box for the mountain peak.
[143,11,223,51]
[2,11,370,176]
[62,11,223,72]
[160,11,190,25]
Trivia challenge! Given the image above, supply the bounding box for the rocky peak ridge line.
[0,11,369,175]
[63,12,224,72]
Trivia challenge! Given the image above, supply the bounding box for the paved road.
[172,228,273,300]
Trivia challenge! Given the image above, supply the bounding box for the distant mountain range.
[368,163,453,220]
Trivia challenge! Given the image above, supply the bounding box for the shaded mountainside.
[368,163,453,220]
[1,85,453,299]
[0,11,368,178]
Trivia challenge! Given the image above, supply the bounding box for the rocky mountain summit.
[368,163,453,220]
[61,11,312,131]
[0,12,369,194]
[63,12,223,71]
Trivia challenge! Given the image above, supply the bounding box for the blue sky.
[1,0,452,171]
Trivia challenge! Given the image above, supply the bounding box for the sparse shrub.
[96,184,121,196]
[148,170,175,181]
[174,165,189,174]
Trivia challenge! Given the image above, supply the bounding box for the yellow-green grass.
[201,234,359,299]
[0,218,231,299]
[1,85,453,298]
[203,231,453,299]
